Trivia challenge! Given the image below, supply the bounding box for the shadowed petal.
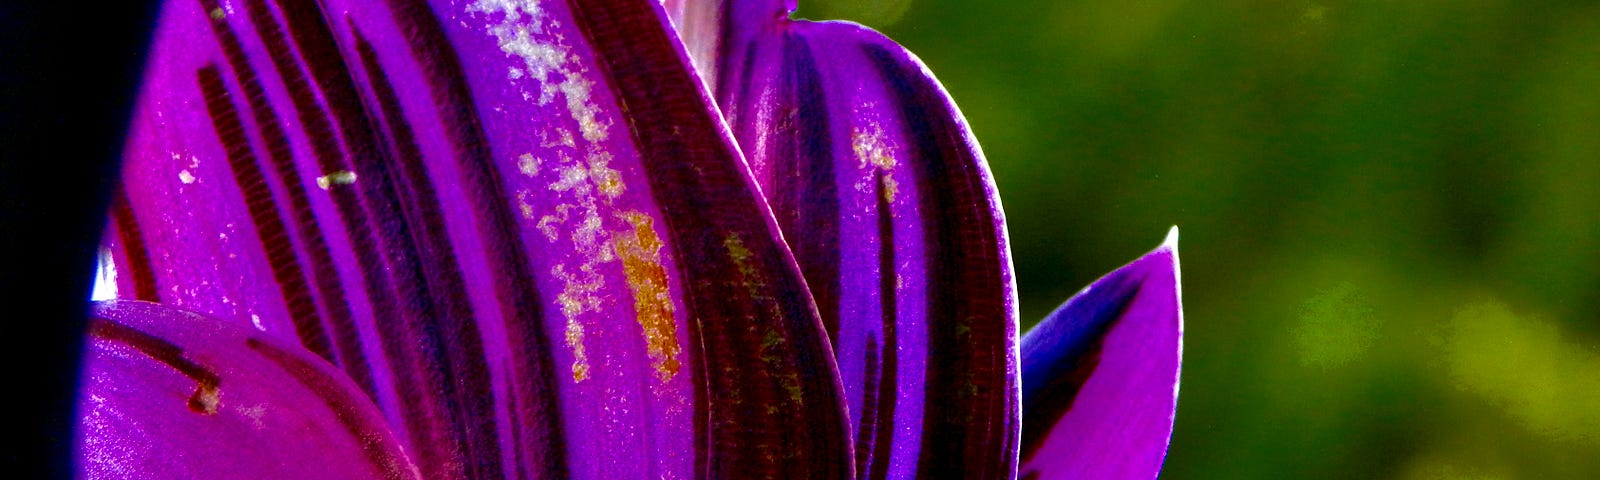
[1019,228,1184,480]
[77,301,420,480]
[106,0,851,478]
[671,2,1021,478]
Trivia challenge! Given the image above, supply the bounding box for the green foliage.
[800,0,1600,477]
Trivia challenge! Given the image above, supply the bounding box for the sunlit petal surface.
[101,0,850,477]
[1019,229,1183,480]
[668,1,1022,478]
[77,300,420,480]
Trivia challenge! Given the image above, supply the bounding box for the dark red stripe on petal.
[234,0,348,179]
[857,44,1019,479]
[352,20,579,480]
[568,0,853,477]
[707,13,1021,478]
[227,0,386,388]
[268,0,379,147]
[196,65,337,365]
[197,0,376,399]
[380,0,571,477]
[773,34,842,348]
[846,170,905,480]
[242,8,480,475]
[347,26,486,424]
[221,4,520,477]
[870,170,899,480]
[109,189,161,302]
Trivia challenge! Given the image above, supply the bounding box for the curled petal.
[77,300,420,480]
[1020,228,1184,480]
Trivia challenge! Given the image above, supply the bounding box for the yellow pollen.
[614,212,681,382]
[517,153,540,177]
[853,126,900,201]
[565,318,591,382]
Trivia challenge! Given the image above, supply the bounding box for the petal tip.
[1160,225,1180,252]
[1163,225,1183,307]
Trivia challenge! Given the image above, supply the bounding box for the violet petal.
[77,300,420,480]
[108,0,851,478]
[674,2,1023,478]
[1019,229,1184,480]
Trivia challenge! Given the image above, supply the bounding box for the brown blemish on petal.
[87,317,223,415]
[613,211,680,382]
[189,381,222,414]
[315,170,358,190]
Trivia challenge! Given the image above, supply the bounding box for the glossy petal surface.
[77,300,420,480]
[105,0,850,478]
[672,2,1022,478]
[1019,229,1184,480]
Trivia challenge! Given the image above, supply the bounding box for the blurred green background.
[797,0,1600,478]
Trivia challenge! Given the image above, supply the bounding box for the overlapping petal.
[668,1,1022,478]
[78,300,420,480]
[1019,229,1184,480]
[100,0,850,478]
[92,0,1187,477]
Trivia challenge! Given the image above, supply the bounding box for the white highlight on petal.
[90,248,117,301]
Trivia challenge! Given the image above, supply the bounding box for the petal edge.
[1019,228,1183,480]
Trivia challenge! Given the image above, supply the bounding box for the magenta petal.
[109,0,851,478]
[678,3,1022,478]
[77,301,420,480]
[1019,229,1184,480]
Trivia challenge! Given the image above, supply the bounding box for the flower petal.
[1019,228,1184,480]
[78,300,420,480]
[675,3,1022,478]
[108,0,851,478]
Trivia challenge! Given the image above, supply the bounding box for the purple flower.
[80,0,1184,478]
